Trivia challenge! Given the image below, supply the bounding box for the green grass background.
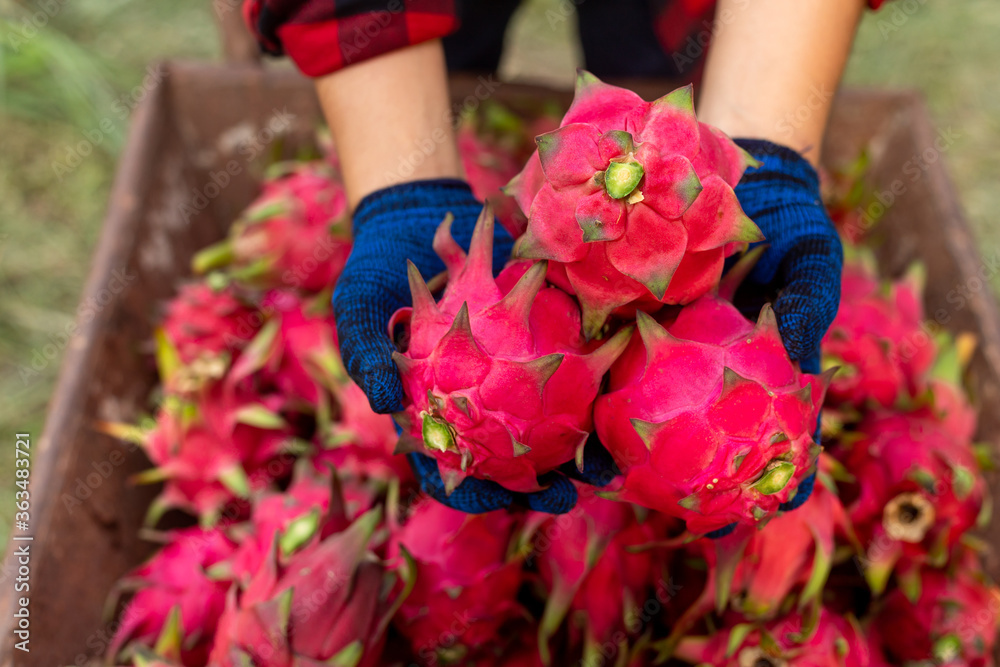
[0,0,996,538]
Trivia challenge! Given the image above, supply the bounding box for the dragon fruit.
[132,382,296,523]
[474,632,547,667]
[674,607,870,667]
[208,507,399,667]
[595,295,829,534]
[193,160,351,293]
[117,646,184,667]
[221,291,407,489]
[458,110,526,239]
[868,552,1000,666]
[531,484,658,665]
[108,527,236,666]
[390,206,631,494]
[160,283,261,389]
[223,289,343,408]
[312,373,412,489]
[922,331,978,442]
[821,153,879,246]
[387,498,525,664]
[835,412,986,594]
[670,463,852,653]
[309,320,413,488]
[505,71,762,338]
[735,473,852,616]
[458,122,520,208]
[219,461,352,587]
[822,250,935,411]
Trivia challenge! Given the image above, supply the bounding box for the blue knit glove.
[333,179,614,514]
[733,139,843,374]
[334,179,508,414]
[408,433,618,514]
[704,140,841,536]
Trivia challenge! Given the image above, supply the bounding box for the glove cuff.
[734,138,820,191]
[353,179,477,233]
[733,139,828,284]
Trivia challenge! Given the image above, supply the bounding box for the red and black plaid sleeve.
[243,0,459,77]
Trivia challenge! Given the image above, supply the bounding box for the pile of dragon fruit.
[105,74,999,667]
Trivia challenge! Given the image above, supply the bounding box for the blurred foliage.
[0,0,218,539]
[844,0,1000,261]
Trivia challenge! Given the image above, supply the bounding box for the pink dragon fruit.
[310,319,413,489]
[531,484,658,665]
[922,331,978,442]
[821,153,878,246]
[161,282,261,373]
[222,291,407,491]
[868,552,1000,666]
[674,607,870,667]
[457,111,525,239]
[505,71,762,338]
[312,372,413,489]
[477,634,547,667]
[132,382,296,522]
[386,497,525,664]
[668,461,853,654]
[108,527,236,666]
[116,646,184,667]
[209,507,399,667]
[193,160,351,293]
[390,206,631,494]
[734,471,852,617]
[595,295,829,534]
[835,411,986,594]
[223,289,342,408]
[822,250,935,411]
[220,461,352,586]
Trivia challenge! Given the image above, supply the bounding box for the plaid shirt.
[245,0,886,78]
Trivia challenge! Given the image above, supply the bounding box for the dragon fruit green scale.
[594,296,830,535]
[507,71,763,339]
[390,206,631,494]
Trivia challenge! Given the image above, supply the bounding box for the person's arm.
[315,40,463,209]
[698,0,866,167]
[695,0,865,520]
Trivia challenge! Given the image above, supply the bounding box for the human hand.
[733,138,843,375]
[333,179,512,414]
[716,138,842,528]
[334,180,621,514]
[407,433,618,514]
